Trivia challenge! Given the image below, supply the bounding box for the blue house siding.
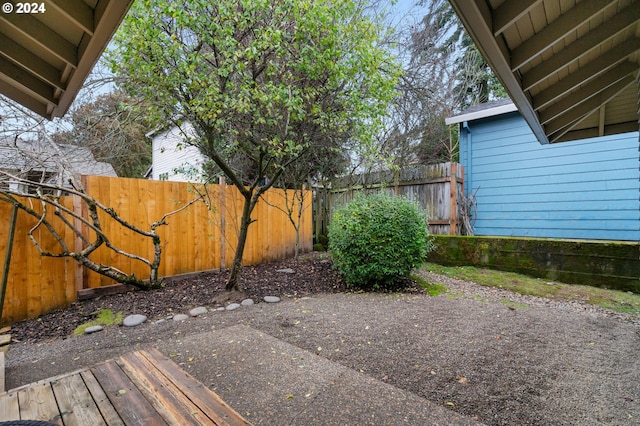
[460,112,640,241]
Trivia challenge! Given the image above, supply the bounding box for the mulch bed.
[11,252,391,344]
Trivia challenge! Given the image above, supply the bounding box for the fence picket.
[317,162,465,237]
[0,176,312,324]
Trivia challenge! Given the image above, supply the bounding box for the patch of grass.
[411,273,447,296]
[422,263,640,315]
[500,298,529,310]
[74,309,123,336]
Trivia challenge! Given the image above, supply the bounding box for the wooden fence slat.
[0,176,313,323]
[320,162,464,237]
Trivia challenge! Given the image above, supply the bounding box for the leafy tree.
[377,0,506,166]
[453,33,508,109]
[51,92,153,178]
[109,0,400,290]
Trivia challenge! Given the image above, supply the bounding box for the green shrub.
[328,193,433,290]
[313,243,325,251]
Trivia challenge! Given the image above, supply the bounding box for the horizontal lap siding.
[461,112,640,241]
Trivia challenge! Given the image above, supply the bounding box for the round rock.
[84,325,103,334]
[189,306,208,317]
[263,296,281,303]
[123,314,147,327]
[276,268,295,274]
[241,298,254,306]
[226,303,241,311]
[173,314,189,321]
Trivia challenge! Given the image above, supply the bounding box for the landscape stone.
[241,298,254,306]
[216,307,226,311]
[123,314,147,327]
[226,303,241,311]
[173,314,189,321]
[264,296,281,303]
[276,268,295,274]
[189,306,208,317]
[84,325,103,334]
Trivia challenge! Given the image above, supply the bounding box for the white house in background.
[146,122,206,182]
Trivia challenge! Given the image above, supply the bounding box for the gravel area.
[5,253,640,425]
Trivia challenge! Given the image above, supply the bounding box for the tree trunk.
[225,189,256,291]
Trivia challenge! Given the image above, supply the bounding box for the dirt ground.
[6,253,640,425]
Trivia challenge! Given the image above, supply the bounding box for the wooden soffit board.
[449,0,640,143]
[0,0,134,119]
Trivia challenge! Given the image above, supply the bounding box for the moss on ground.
[74,309,124,336]
[424,263,640,315]
[411,273,447,296]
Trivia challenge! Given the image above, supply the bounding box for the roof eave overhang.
[49,1,133,120]
[449,0,550,143]
[0,0,134,120]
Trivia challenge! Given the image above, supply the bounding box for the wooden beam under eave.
[0,56,57,104]
[532,39,640,110]
[0,80,51,118]
[554,121,640,142]
[0,13,77,68]
[547,77,635,141]
[538,61,638,124]
[493,0,542,36]
[48,0,95,35]
[50,0,134,118]
[0,34,65,91]
[449,0,549,143]
[522,3,640,91]
[511,0,616,71]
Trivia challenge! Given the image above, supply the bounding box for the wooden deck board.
[118,351,215,426]
[0,348,253,426]
[18,382,61,423]
[91,360,168,426]
[51,373,106,426]
[139,348,252,426]
[79,370,125,426]
[0,389,18,421]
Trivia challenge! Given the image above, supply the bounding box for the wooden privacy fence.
[315,162,465,239]
[0,176,312,324]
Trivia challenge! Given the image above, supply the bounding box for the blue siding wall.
[460,112,640,241]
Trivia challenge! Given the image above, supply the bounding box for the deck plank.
[140,348,252,426]
[51,373,107,426]
[0,390,19,421]
[79,370,125,426]
[91,360,168,426]
[118,352,215,426]
[17,382,61,424]
[0,351,5,393]
[2,349,252,426]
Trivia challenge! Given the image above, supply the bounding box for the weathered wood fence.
[0,176,312,324]
[314,162,465,239]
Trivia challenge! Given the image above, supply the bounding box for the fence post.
[449,163,458,235]
[73,175,89,291]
